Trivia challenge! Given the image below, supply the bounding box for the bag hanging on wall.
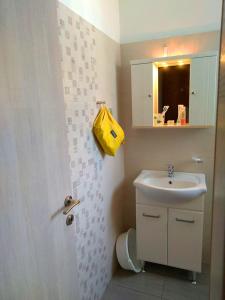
[93,106,125,156]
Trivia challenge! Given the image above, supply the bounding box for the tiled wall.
[57,3,124,300]
[120,31,220,264]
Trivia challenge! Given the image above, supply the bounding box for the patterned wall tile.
[58,3,110,300]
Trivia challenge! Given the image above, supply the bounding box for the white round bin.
[116,228,144,273]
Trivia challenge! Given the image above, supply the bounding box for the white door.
[131,63,155,127]
[136,205,168,265]
[0,1,79,300]
[189,55,218,126]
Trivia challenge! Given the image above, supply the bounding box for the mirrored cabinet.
[131,52,218,128]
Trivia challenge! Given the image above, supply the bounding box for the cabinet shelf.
[133,124,213,129]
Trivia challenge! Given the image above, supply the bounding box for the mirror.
[158,64,190,123]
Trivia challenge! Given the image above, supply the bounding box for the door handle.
[63,195,80,215]
[176,218,195,224]
[142,213,160,218]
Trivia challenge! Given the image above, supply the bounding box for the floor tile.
[102,284,161,300]
[111,268,164,297]
[103,264,210,300]
[163,276,209,300]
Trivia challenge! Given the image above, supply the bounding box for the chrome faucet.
[168,164,174,178]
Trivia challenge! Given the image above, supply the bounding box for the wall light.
[178,60,184,66]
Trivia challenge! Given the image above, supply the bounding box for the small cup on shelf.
[154,113,165,126]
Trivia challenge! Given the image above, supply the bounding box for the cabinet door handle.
[176,218,195,224]
[143,213,160,218]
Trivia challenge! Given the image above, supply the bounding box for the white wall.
[119,0,222,43]
[59,0,120,42]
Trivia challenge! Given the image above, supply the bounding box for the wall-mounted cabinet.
[131,52,218,128]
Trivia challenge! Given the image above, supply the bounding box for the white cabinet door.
[136,205,167,264]
[168,209,204,272]
[189,55,218,126]
[131,63,155,126]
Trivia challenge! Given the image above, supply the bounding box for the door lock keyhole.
[66,214,74,226]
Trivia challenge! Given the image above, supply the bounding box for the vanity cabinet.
[131,52,218,128]
[136,197,204,273]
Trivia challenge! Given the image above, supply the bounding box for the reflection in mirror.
[158,64,190,123]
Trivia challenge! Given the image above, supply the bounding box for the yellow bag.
[93,106,125,156]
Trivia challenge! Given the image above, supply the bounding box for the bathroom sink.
[134,170,207,201]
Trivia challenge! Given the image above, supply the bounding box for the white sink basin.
[134,170,207,201]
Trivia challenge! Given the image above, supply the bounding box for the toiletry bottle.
[177,105,183,125]
[181,106,186,125]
